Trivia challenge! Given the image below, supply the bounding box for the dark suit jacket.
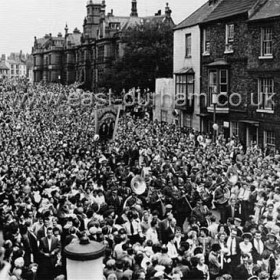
[187,267,204,280]
[158,218,169,244]
[165,226,176,241]
[251,238,265,262]
[28,230,39,256]
[39,236,61,264]
[234,264,252,280]
[37,226,47,241]
[227,236,242,256]
[38,236,61,280]
[225,204,241,221]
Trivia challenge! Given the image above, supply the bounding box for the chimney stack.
[155,10,161,16]
[165,3,171,17]
[130,0,138,17]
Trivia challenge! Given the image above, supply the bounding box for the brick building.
[32,0,174,90]
[198,0,280,149]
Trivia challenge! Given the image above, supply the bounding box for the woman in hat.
[239,232,253,263]
[264,232,278,254]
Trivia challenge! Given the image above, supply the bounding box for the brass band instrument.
[123,175,147,209]
[130,175,146,195]
[213,186,230,205]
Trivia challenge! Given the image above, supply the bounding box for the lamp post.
[212,90,218,143]
[58,75,61,91]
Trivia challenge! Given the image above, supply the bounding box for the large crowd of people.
[1,78,280,280]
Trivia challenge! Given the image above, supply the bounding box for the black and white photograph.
[0,0,280,279]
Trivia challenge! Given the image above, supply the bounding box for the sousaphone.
[130,175,147,195]
[123,175,147,209]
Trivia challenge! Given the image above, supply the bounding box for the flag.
[95,105,121,140]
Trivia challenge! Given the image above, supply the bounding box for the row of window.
[175,71,274,111]
[185,25,273,57]
[35,43,119,66]
[163,114,276,148]
[231,122,275,148]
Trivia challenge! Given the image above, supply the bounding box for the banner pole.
[112,105,121,141]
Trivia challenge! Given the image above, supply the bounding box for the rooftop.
[249,0,280,21]
[0,61,9,70]
[174,1,219,30]
[203,0,258,23]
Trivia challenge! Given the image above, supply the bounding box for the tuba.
[130,175,147,195]
[123,176,147,209]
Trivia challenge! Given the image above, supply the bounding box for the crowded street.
[0,79,280,280]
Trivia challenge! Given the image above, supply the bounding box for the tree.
[98,21,173,93]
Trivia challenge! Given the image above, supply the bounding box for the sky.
[0,0,207,56]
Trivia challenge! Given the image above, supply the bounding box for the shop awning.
[239,120,260,126]
[174,67,194,74]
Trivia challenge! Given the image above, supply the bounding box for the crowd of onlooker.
[1,79,280,280]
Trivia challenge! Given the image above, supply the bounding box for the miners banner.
[95,105,121,140]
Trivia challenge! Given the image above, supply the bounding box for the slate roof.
[203,0,258,23]
[7,59,25,65]
[249,0,280,21]
[174,1,219,30]
[0,61,9,70]
[106,14,173,32]
[142,15,166,24]
[66,33,82,47]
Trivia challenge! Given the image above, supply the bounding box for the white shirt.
[227,236,237,256]
[253,239,264,255]
[47,238,52,252]
[208,223,219,239]
[146,228,159,244]
[123,220,142,236]
[167,242,178,259]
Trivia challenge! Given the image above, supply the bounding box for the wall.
[201,15,251,113]
[173,25,201,130]
[153,78,175,124]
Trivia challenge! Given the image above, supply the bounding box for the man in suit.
[38,227,61,280]
[226,227,241,273]
[225,196,241,221]
[165,218,177,239]
[234,254,254,280]
[251,231,264,263]
[37,216,52,241]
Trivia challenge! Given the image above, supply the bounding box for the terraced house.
[175,0,280,149]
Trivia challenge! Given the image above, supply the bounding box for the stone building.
[198,0,280,149]
[32,0,174,91]
[173,0,220,131]
[0,52,29,79]
[0,55,9,78]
